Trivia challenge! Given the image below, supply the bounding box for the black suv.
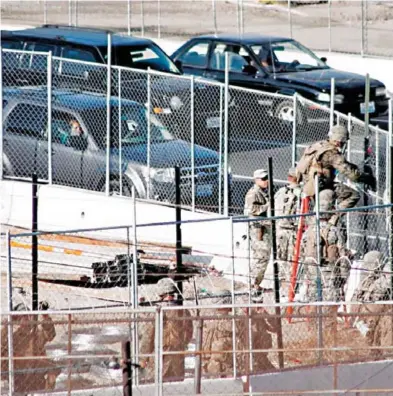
[1,25,223,150]
[172,34,389,121]
[2,87,220,207]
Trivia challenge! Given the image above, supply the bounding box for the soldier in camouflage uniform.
[202,291,235,378]
[303,190,352,304]
[139,278,193,382]
[274,167,301,282]
[351,251,391,357]
[244,169,271,302]
[296,125,376,226]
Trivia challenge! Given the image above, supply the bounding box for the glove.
[39,301,49,310]
[359,172,376,192]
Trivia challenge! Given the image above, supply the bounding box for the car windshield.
[82,105,174,149]
[115,45,180,74]
[250,40,328,73]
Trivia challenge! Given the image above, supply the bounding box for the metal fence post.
[157,0,161,39]
[47,51,53,185]
[229,217,237,378]
[6,231,14,396]
[118,68,123,195]
[218,85,223,215]
[314,175,324,364]
[147,69,151,199]
[154,307,161,396]
[346,113,352,251]
[127,0,131,35]
[288,0,292,39]
[212,0,217,35]
[158,308,164,396]
[191,76,195,211]
[224,53,229,217]
[141,0,145,37]
[105,33,112,197]
[0,47,3,181]
[291,93,297,167]
[330,78,335,130]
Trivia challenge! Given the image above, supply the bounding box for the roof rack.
[41,24,114,34]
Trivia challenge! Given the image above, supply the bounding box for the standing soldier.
[303,190,352,310]
[244,169,271,302]
[202,291,235,378]
[274,167,301,282]
[351,251,391,357]
[139,278,193,383]
[296,125,376,226]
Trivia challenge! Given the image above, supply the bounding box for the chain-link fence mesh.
[2,0,393,58]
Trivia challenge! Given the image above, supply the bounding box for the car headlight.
[376,87,386,97]
[316,92,344,104]
[170,96,183,111]
[150,168,176,183]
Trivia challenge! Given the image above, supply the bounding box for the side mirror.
[242,64,258,75]
[174,59,183,72]
[68,135,88,151]
[321,57,327,63]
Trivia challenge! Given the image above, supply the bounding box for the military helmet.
[318,189,335,212]
[363,251,384,271]
[157,278,177,296]
[329,125,349,143]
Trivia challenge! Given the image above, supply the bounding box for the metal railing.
[1,48,391,217]
[1,0,393,58]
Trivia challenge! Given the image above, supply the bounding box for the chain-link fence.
[3,48,390,217]
[2,0,393,58]
[2,301,393,395]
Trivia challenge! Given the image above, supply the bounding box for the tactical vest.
[355,274,390,303]
[296,140,337,196]
[276,185,299,229]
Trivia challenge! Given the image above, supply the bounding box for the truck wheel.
[274,100,305,125]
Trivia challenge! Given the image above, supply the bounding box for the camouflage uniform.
[296,126,375,225]
[139,279,193,382]
[351,251,391,357]
[274,173,301,281]
[303,190,352,303]
[1,304,59,393]
[244,183,271,288]
[236,307,277,376]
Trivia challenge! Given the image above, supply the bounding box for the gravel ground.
[1,1,393,56]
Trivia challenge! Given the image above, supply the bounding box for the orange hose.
[287,196,310,323]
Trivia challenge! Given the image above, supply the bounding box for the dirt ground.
[1,1,393,57]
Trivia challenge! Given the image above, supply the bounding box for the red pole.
[287,196,309,322]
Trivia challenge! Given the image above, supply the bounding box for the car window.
[115,44,180,74]
[20,42,55,70]
[1,40,23,49]
[2,40,23,69]
[250,40,327,73]
[60,47,97,76]
[5,103,47,138]
[210,43,250,73]
[179,42,209,68]
[47,111,86,147]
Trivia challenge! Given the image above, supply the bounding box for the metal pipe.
[175,166,183,304]
[219,85,223,214]
[224,52,230,217]
[157,0,161,39]
[230,217,237,378]
[122,341,132,396]
[288,0,292,39]
[47,51,53,184]
[147,70,151,199]
[141,0,145,37]
[154,308,161,396]
[6,231,14,396]
[32,173,38,311]
[118,68,123,196]
[212,0,217,36]
[330,77,335,130]
[363,74,371,253]
[105,33,112,197]
[127,0,131,35]
[158,308,164,396]
[292,93,297,167]
[191,76,195,211]
[132,188,139,308]
[67,314,72,396]
[346,113,352,251]
[376,127,380,200]
[314,174,324,364]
